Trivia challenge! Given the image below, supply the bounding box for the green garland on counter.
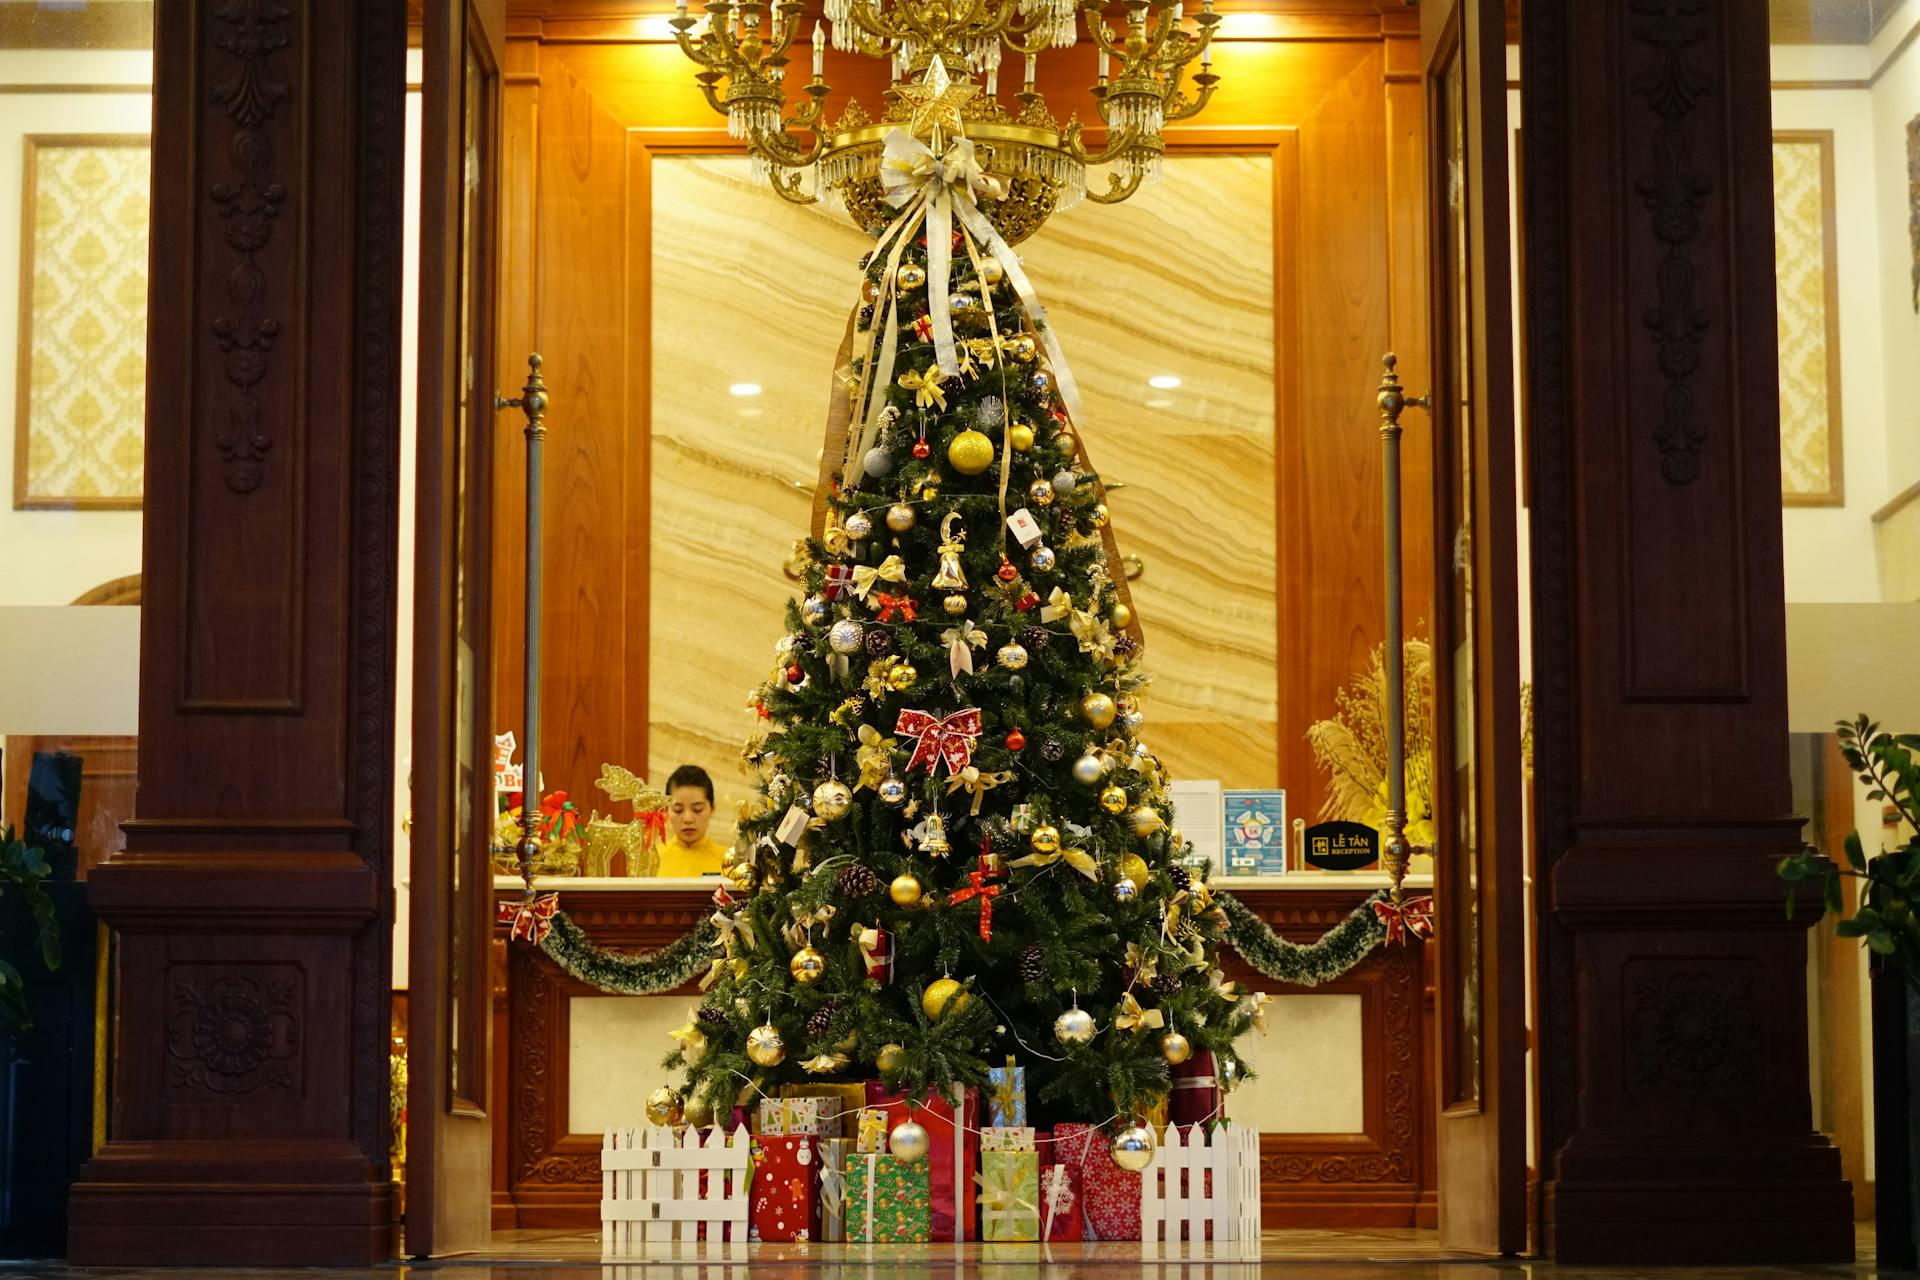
[1217,889,1390,987]
[529,889,1393,997]
[538,909,718,994]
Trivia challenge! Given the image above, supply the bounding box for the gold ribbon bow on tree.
[941,618,987,678]
[852,555,908,601]
[854,724,898,791]
[1244,991,1274,1033]
[700,954,750,990]
[897,366,949,411]
[802,1052,853,1074]
[864,656,908,700]
[879,127,1007,379]
[784,903,837,951]
[1113,991,1165,1035]
[670,1016,708,1058]
[1009,845,1099,879]
[944,764,1014,816]
[711,905,758,954]
[1124,941,1160,984]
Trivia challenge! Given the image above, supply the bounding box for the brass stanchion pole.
[497,355,549,881]
[1376,354,1427,907]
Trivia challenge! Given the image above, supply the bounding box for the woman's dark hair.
[666,764,714,803]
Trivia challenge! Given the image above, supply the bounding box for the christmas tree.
[668,78,1258,1136]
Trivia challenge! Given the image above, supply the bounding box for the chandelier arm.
[1067,121,1141,165]
[695,79,730,117]
[705,1,744,59]
[1001,21,1060,57]
[1163,76,1217,123]
[1138,4,1175,60]
[1083,14,1127,61]
[1083,167,1146,204]
[767,165,821,205]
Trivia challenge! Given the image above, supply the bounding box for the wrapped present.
[817,1138,853,1242]
[1169,1049,1222,1126]
[976,1148,1040,1241]
[864,1082,979,1242]
[757,1094,832,1137]
[855,1106,891,1154]
[1052,1121,1140,1240]
[985,1054,1027,1127]
[750,1134,817,1241]
[846,1152,932,1243]
[980,1126,1036,1152]
[1037,1155,1083,1242]
[778,1082,868,1139]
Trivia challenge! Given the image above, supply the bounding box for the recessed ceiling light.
[1145,397,1173,409]
[729,382,763,397]
[1148,374,1181,390]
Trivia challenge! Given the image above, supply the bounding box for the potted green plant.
[1779,715,1920,1267]
[0,826,58,1035]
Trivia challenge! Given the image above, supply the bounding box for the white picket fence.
[601,1123,753,1258]
[1139,1122,1261,1259]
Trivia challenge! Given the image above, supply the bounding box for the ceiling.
[1769,0,1904,44]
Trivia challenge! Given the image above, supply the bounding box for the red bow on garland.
[948,856,1003,942]
[874,592,919,623]
[498,892,560,944]
[895,707,982,776]
[1372,895,1436,946]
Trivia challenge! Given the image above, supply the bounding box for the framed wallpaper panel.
[1772,130,1844,508]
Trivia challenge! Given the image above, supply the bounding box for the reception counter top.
[487,870,1436,1232]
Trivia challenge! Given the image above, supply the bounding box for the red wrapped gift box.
[1051,1121,1140,1240]
[1169,1049,1222,1126]
[750,1133,817,1242]
[1034,1132,1084,1242]
[862,1082,979,1242]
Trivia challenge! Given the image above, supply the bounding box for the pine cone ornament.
[865,630,893,657]
[1168,865,1192,893]
[806,1004,836,1038]
[697,1005,728,1028]
[1151,971,1180,996]
[1022,626,1050,652]
[1019,944,1046,983]
[838,862,880,898]
[1039,738,1066,763]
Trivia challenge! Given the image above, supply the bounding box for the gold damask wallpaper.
[13,135,150,509]
[1772,132,1843,507]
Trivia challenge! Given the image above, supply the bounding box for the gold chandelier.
[671,0,1221,242]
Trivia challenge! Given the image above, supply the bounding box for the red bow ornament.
[1372,895,1436,946]
[948,855,1003,941]
[540,792,581,842]
[498,892,560,944]
[874,592,919,623]
[894,707,983,776]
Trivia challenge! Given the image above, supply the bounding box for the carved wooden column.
[67,0,405,1266]
[1524,0,1852,1263]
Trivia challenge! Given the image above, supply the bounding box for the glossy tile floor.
[0,1227,1889,1278]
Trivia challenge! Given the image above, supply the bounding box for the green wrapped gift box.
[845,1152,932,1243]
[976,1149,1040,1242]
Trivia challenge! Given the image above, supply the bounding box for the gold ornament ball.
[1111,603,1134,629]
[679,1026,710,1065]
[1029,824,1061,855]
[980,257,1006,286]
[1028,478,1055,507]
[725,861,757,892]
[876,1042,907,1074]
[1110,1123,1157,1172]
[887,663,919,691]
[890,873,924,907]
[789,945,828,985]
[813,779,853,821]
[922,976,971,1022]
[860,276,882,305]
[1090,502,1110,528]
[1116,693,1140,716]
[947,429,995,476]
[1053,430,1077,457]
[1100,785,1129,814]
[886,502,917,532]
[897,262,927,290]
[1009,422,1036,452]
[646,1086,685,1126]
[1128,806,1165,837]
[996,642,1029,671]
[944,593,969,616]
[889,1119,931,1163]
[1078,692,1118,730]
[1118,852,1150,890]
[1160,1030,1193,1066]
[685,1082,715,1127]
[746,1022,786,1068]
[1008,333,1038,363]
[1054,1006,1095,1046]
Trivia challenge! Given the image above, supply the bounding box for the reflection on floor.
[6,1226,1879,1278]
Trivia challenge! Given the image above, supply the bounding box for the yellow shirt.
[656,835,727,878]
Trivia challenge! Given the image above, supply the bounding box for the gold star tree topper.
[897,56,979,146]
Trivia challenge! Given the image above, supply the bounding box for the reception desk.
[489,874,1436,1230]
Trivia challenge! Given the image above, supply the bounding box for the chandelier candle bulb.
[812,21,824,77]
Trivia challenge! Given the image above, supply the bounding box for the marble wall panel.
[648,155,1277,843]
[1220,991,1365,1133]
[567,993,686,1133]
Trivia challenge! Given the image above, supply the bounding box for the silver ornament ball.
[1113,879,1138,902]
[1030,545,1057,572]
[828,618,866,655]
[1110,1123,1156,1172]
[1052,470,1077,495]
[863,446,895,478]
[844,511,874,540]
[1054,1006,1096,1047]
[1072,752,1105,786]
[802,594,829,625]
[889,1119,931,1163]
